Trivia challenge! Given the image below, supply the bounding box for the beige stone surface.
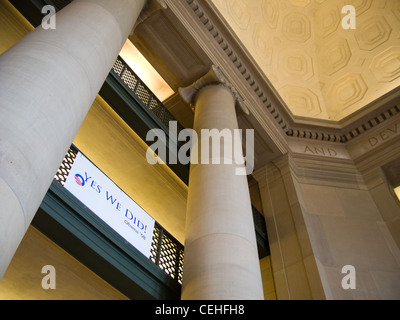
[182,233,263,300]
[255,148,400,300]
[254,158,325,300]
[0,227,127,300]
[299,184,400,299]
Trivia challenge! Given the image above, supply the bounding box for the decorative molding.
[181,0,400,145]
[340,104,400,143]
[355,15,392,51]
[346,117,400,161]
[178,65,248,114]
[282,12,311,43]
[370,46,400,83]
[320,38,352,76]
[288,155,366,190]
[253,151,365,191]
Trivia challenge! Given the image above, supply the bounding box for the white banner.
[64,152,155,258]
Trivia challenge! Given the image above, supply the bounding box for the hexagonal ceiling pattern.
[211,0,400,122]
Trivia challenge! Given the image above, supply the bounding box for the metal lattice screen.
[112,56,185,135]
[54,146,184,284]
[151,224,184,284]
[54,147,78,186]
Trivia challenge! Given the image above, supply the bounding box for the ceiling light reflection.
[119,40,174,102]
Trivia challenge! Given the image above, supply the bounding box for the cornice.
[176,0,400,145]
[288,102,400,143]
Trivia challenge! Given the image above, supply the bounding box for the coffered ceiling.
[210,0,400,122]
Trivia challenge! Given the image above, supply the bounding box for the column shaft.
[181,84,264,300]
[0,0,146,277]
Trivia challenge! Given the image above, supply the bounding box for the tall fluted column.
[179,66,264,300]
[0,0,148,277]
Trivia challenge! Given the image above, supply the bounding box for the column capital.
[179,65,249,115]
[134,0,167,30]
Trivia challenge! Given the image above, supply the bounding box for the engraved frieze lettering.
[368,123,399,148]
[304,146,338,157]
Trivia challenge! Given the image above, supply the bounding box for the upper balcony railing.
[111,57,185,138]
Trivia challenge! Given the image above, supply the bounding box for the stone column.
[0,0,149,277]
[179,66,264,300]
